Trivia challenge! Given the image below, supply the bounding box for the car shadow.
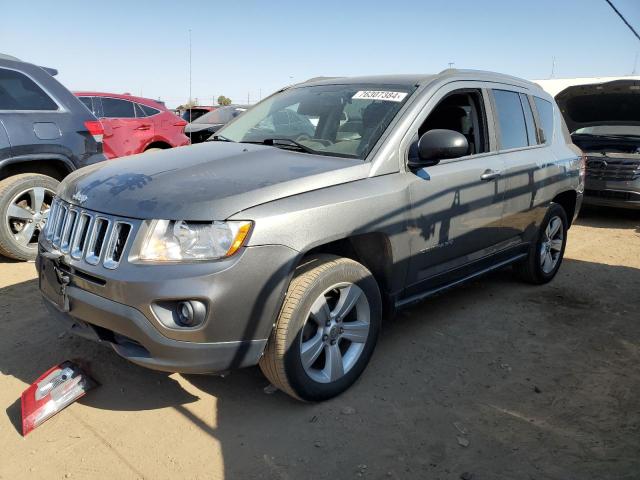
[1,255,639,478]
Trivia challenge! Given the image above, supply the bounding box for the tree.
[217,95,232,106]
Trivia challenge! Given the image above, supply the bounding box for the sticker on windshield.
[352,91,408,102]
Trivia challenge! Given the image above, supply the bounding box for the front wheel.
[259,255,381,401]
[515,202,568,284]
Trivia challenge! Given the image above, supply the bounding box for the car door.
[489,89,544,237]
[404,84,508,295]
[100,97,147,157]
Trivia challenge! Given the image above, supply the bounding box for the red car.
[74,92,189,159]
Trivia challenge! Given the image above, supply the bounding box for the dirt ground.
[0,206,639,480]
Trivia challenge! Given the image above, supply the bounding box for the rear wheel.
[515,202,568,284]
[0,174,58,261]
[259,255,381,401]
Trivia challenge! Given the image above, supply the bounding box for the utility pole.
[188,29,192,104]
[247,91,250,105]
[448,62,455,69]
[550,56,556,78]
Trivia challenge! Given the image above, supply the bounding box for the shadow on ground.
[1,249,639,478]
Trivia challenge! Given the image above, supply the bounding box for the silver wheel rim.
[540,215,564,274]
[299,282,370,384]
[5,186,55,249]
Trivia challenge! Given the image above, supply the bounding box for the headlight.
[138,220,252,262]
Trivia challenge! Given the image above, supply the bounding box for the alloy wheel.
[540,215,564,274]
[5,186,55,249]
[299,282,371,384]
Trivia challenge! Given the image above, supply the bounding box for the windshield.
[215,84,415,159]
[574,125,640,137]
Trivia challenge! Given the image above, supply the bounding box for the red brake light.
[174,120,187,127]
[84,120,104,143]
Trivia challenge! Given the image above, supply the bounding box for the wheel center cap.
[328,326,339,341]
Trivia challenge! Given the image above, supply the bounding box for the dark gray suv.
[0,54,105,260]
[38,70,584,401]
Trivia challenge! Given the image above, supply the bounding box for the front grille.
[586,156,640,182]
[44,198,134,269]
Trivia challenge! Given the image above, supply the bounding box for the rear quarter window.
[533,97,554,143]
[0,68,58,111]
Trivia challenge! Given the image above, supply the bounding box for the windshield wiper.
[208,134,234,142]
[258,138,316,154]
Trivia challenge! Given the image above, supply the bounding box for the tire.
[514,202,568,284]
[0,173,59,261]
[259,254,382,401]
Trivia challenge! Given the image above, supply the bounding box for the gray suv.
[38,70,583,401]
[0,54,106,260]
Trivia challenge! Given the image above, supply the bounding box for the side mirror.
[411,129,469,167]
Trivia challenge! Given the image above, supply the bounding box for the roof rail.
[437,68,538,87]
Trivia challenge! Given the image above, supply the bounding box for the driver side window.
[410,89,488,162]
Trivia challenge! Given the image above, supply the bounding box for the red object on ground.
[21,361,97,436]
[74,92,189,159]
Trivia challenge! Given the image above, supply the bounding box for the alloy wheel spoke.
[550,239,563,251]
[324,343,344,382]
[301,332,325,369]
[309,295,331,326]
[548,218,561,238]
[15,221,36,245]
[333,284,361,320]
[542,251,553,271]
[30,187,46,214]
[7,203,34,221]
[341,320,369,343]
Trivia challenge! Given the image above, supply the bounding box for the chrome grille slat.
[85,217,110,265]
[43,198,134,269]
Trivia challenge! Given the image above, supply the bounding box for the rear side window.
[533,97,554,143]
[0,68,58,111]
[519,93,538,145]
[492,89,528,149]
[101,98,135,118]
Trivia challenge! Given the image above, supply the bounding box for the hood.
[184,123,222,133]
[555,80,640,133]
[58,142,367,220]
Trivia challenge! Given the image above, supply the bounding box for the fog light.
[176,300,206,327]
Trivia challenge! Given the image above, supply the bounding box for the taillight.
[173,120,187,127]
[84,120,104,143]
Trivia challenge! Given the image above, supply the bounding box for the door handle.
[480,169,502,181]
[135,125,151,131]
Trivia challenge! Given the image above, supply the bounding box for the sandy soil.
[1,206,639,480]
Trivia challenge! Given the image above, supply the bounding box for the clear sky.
[2,0,639,108]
